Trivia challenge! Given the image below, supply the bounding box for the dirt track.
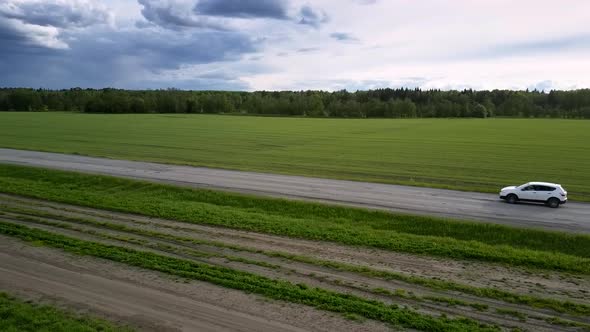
[0,236,395,332]
[1,194,589,331]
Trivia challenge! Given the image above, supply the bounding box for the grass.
[0,221,498,332]
[1,164,589,274]
[544,316,590,331]
[1,113,590,200]
[422,296,489,312]
[4,203,588,317]
[0,292,132,332]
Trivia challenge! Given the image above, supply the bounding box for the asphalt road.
[1,148,589,233]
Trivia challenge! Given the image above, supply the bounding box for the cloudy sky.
[1,0,589,91]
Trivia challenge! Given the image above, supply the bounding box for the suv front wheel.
[506,194,518,204]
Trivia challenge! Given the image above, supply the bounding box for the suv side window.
[544,186,556,192]
[522,186,535,191]
[536,186,556,191]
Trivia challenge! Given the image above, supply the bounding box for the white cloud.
[0,0,113,49]
[0,17,68,49]
[244,0,590,90]
[0,0,113,28]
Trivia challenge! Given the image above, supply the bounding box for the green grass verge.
[0,221,498,332]
[1,113,590,200]
[543,316,590,331]
[4,203,588,317]
[0,292,132,332]
[1,164,589,274]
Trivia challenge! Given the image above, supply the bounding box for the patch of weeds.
[0,292,133,331]
[495,309,527,321]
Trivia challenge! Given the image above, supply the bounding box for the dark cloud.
[330,32,357,42]
[138,0,226,30]
[296,47,319,53]
[0,0,111,28]
[130,30,258,70]
[195,0,288,19]
[0,22,259,89]
[248,55,263,61]
[298,5,329,28]
[0,0,329,90]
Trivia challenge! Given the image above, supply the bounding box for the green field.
[1,112,589,199]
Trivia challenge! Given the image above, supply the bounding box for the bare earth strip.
[1,148,590,233]
[0,235,394,332]
[1,194,589,331]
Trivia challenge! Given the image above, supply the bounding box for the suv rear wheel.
[547,197,560,208]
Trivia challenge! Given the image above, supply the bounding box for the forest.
[1,87,590,118]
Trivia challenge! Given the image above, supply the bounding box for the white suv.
[499,182,567,208]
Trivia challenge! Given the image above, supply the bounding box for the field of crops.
[1,112,590,200]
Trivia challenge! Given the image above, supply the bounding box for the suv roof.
[525,182,562,188]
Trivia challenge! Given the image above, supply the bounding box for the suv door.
[519,185,537,201]
[537,185,556,201]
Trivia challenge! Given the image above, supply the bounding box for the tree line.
[1,87,590,118]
